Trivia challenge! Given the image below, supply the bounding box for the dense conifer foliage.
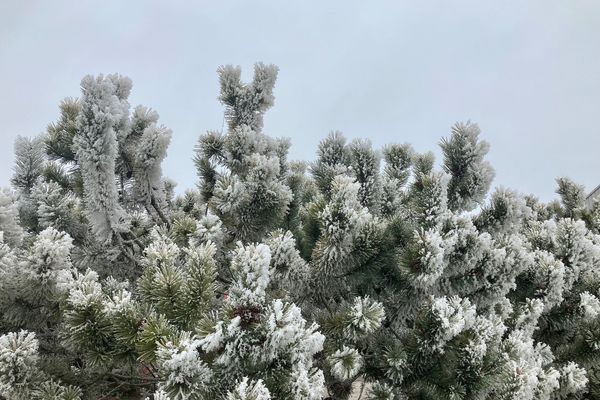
[1,65,599,400]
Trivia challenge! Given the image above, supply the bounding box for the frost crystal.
[143,230,181,267]
[265,230,305,272]
[580,291,600,321]
[147,390,172,400]
[103,288,132,316]
[229,242,272,306]
[428,296,477,352]
[558,362,588,397]
[60,269,103,308]
[263,230,309,296]
[531,251,566,311]
[329,346,362,381]
[156,335,213,398]
[132,122,171,208]
[0,189,23,246]
[195,213,224,246]
[289,365,326,400]
[499,330,569,400]
[263,300,325,366]
[29,227,73,272]
[0,330,39,395]
[32,180,80,232]
[477,187,531,233]
[414,229,446,288]
[227,377,271,400]
[317,175,373,270]
[464,315,506,363]
[348,296,385,336]
[414,171,449,229]
[514,298,545,336]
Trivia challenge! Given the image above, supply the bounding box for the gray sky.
[1,0,599,201]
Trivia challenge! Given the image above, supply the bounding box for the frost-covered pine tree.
[1,64,599,400]
[0,66,325,400]
[296,124,595,399]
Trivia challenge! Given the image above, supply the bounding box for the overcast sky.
[1,1,599,201]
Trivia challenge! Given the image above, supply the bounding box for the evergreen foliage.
[1,64,599,400]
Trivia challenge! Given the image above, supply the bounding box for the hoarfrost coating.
[1,65,600,399]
